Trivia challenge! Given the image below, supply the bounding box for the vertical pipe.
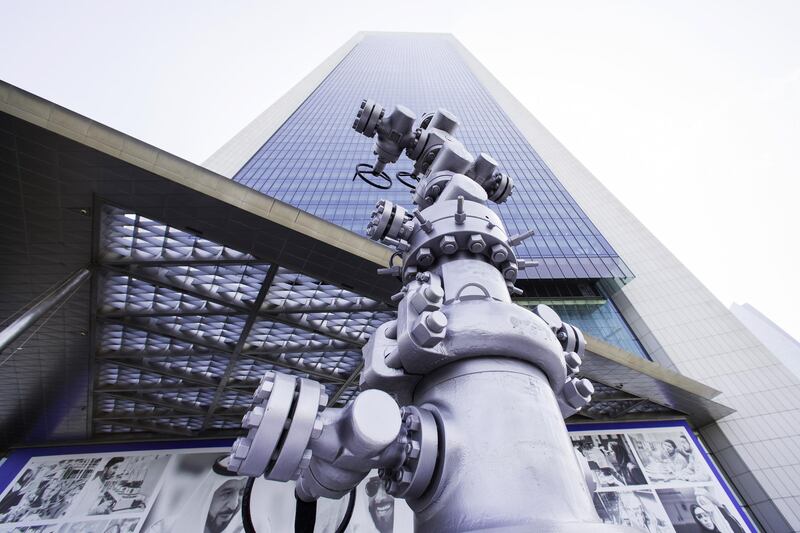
[411,358,619,533]
[0,268,91,354]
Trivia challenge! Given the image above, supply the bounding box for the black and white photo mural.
[0,422,754,532]
[570,422,755,533]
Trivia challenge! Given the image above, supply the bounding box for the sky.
[1,1,798,340]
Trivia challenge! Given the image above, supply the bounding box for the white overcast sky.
[2,1,798,340]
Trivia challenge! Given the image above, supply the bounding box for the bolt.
[298,449,312,471]
[491,244,508,263]
[576,378,594,398]
[253,379,274,402]
[423,283,443,302]
[318,392,329,409]
[501,262,518,282]
[403,266,419,283]
[404,414,421,431]
[416,247,434,266]
[440,235,458,254]
[468,234,486,253]
[311,417,324,439]
[394,468,413,484]
[557,330,568,342]
[242,405,265,429]
[564,351,581,372]
[405,441,421,459]
[425,311,448,333]
[231,437,250,459]
[361,100,367,109]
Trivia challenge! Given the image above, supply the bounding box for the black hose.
[242,477,257,533]
[334,488,357,533]
[212,455,239,477]
[294,494,317,533]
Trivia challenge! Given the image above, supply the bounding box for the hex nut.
[311,417,325,439]
[576,378,594,398]
[468,234,486,253]
[298,449,313,470]
[410,313,446,347]
[404,414,421,431]
[564,351,581,372]
[564,378,593,409]
[242,405,265,429]
[502,262,518,281]
[425,311,448,333]
[439,235,458,255]
[253,379,275,402]
[406,440,421,459]
[491,244,508,263]
[416,247,434,266]
[410,287,441,314]
[423,283,444,302]
[231,437,251,460]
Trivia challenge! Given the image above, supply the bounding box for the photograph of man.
[70,454,168,517]
[365,475,394,533]
[143,467,247,533]
[628,432,711,484]
[571,434,646,488]
[656,486,749,533]
[594,490,673,533]
[0,469,35,516]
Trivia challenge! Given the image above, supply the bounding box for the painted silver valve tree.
[226,100,639,532]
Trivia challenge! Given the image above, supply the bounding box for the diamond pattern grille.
[92,205,393,437]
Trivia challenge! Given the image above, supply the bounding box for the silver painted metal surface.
[228,101,639,531]
[0,268,90,354]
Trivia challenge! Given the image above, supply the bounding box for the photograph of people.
[0,458,101,524]
[335,473,397,532]
[142,467,247,533]
[365,475,394,533]
[656,486,749,533]
[594,490,673,533]
[628,431,711,484]
[0,469,36,516]
[70,454,168,517]
[55,518,139,533]
[571,434,646,487]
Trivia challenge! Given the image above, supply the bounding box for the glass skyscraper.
[221,33,647,360]
[205,33,800,531]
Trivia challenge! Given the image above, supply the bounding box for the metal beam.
[95,412,244,422]
[0,268,91,354]
[611,399,650,418]
[98,391,207,416]
[105,259,270,267]
[94,418,196,437]
[99,304,392,319]
[102,264,366,346]
[100,264,247,312]
[328,361,363,407]
[244,352,348,383]
[97,316,235,354]
[97,383,223,393]
[202,264,278,430]
[103,357,220,388]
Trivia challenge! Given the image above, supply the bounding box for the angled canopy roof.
[0,81,731,449]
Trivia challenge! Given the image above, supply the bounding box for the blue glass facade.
[548,301,649,359]
[232,34,631,280]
